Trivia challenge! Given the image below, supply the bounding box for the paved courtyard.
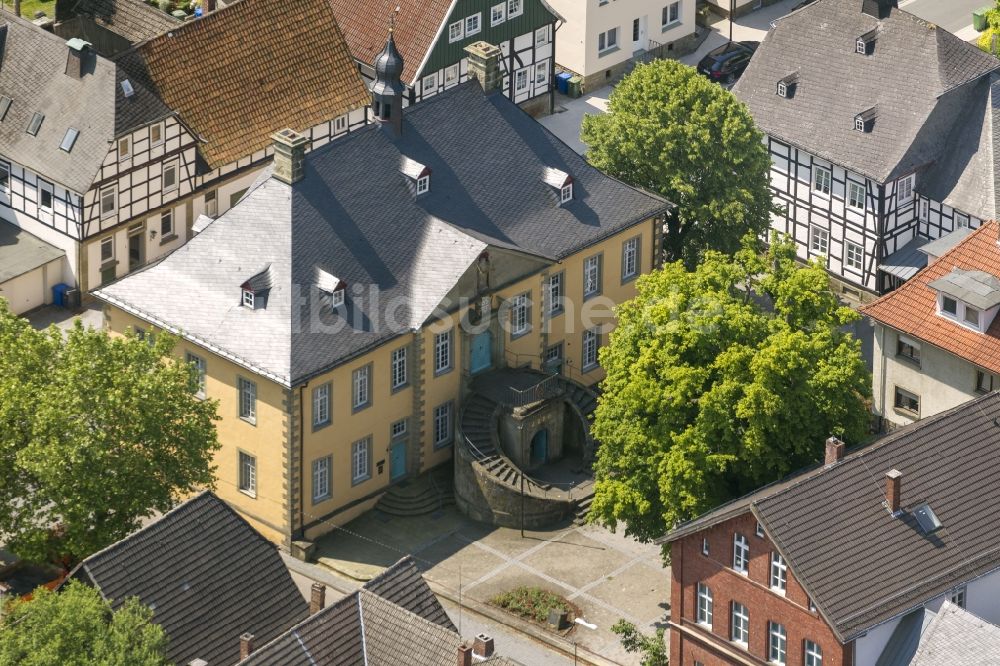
[314,506,668,664]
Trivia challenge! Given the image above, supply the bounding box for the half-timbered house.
[330,0,561,114]
[733,0,1000,301]
[54,0,180,57]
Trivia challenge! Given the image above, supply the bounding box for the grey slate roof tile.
[71,0,180,44]
[67,492,308,666]
[95,82,670,386]
[909,601,1000,666]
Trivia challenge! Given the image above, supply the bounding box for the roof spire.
[370,7,405,138]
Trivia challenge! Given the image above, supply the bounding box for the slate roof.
[95,81,670,386]
[71,0,180,44]
[862,221,1000,374]
[880,235,928,281]
[67,492,308,666]
[117,0,370,169]
[663,392,1000,641]
[908,601,1000,666]
[0,219,64,283]
[733,0,1000,184]
[0,15,166,193]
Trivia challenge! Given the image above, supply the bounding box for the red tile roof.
[862,221,1000,373]
[329,0,452,83]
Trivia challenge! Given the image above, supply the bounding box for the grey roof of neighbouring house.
[94,81,670,386]
[908,601,1000,665]
[67,492,309,666]
[662,392,1000,642]
[733,0,1000,185]
[919,227,973,260]
[881,235,928,281]
[0,15,169,193]
[0,219,64,283]
[70,0,180,44]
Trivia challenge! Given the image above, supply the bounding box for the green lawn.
[4,0,57,19]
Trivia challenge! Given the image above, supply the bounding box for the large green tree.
[581,59,775,266]
[0,300,220,564]
[589,236,871,543]
[611,620,668,666]
[0,580,168,666]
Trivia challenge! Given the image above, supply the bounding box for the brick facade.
[670,512,852,666]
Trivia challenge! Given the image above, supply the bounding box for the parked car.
[697,41,759,84]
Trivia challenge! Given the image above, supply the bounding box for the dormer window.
[316,267,346,309]
[929,268,1000,333]
[856,29,877,55]
[964,305,981,328]
[241,264,272,310]
[560,183,573,203]
[777,82,788,97]
[417,175,430,195]
[941,295,958,317]
[856,38,866,54]
[330,288,345,308]
[776,73,797,98]
[543,167,573,206]
[121,79,135,97]
[855,106,877,133]
[399,156,431,197]
[242,289,255,308]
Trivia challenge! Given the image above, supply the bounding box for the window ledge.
[312,494,331,506]
[434,441,454,451]
[598,45,621,58]
[894,407,919,419]
[352,403,371,414]
[391,382,410,395]
[239,488,257,499]
[100,259,119,270]
[661,21,682,32]
[510,328,531,341]
[548,307,565,319]
[621,273,639,285]
[894,354,921,368]
[434,366,454,378]
[312,421,332,433]
[351,475,371,487]
[159,233,178,246]
[239,416,257,426]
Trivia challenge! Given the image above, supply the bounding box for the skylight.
[60,128,79,152]
[26,112,44,136]
[121,79,135,98]
[913,503,942,534]
[0,96,11,121]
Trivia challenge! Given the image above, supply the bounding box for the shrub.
[491,586,570,624]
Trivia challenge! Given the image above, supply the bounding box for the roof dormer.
[856,28,878,55]
[928,268,1000,333]
[855,106,877,133]
[241,264,272,310]
[543,167,573,205]
[399,156,431,196]
[776,73,798,98]
[316,268,346,308]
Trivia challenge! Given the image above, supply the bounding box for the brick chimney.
[473,634,495,659]
[457,643,473,666]
[271,129,308,185]
[825,437,845,466]
[65,38,92,79]
[886,469,902,514]
[310,582,326,614]
[464,42,502,93]
[239,633,254,660]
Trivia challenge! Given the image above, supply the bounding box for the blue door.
[530,429,548,465]
[390,441,406,480]
[470,331,492,374]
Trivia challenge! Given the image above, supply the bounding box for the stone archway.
[530,428,549,466]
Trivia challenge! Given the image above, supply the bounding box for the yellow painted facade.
[103,218,660,547]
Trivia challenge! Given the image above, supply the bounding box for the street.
[900,0,982,35]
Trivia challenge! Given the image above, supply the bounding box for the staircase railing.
[502,374,563,408]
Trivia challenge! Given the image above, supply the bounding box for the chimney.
[473,634,495,659]
[825,437,845,466]
[457,643,473,666]
[239,633,254,660]
[205,0,216,11]
[65,38,92,79]
[310,582,326,614]
[885,469,902,514]
[270,129,308,185]
[861,0,896,19]
[464,41,502,93]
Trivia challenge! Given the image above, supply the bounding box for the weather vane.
[389,5,400,31]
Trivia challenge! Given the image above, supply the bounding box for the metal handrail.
[503,374,563,407]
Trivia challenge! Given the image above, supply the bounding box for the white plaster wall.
[0,258,63,314]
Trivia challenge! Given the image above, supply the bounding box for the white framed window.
[242,289,255,309]
[535,26,550,47]
[949,585,967,608]
[582,328,599,370]
[812,166,831,195]
[956,214,970,229]
[898,174,914,205]
[768,622,787,664]
[622,237,639,280]
[313,456,331,503]
[417,175,430,194]
[433,402,453,448]
[854,116,865,132]
[515,68,529,92]
[160,210,173,237]
[391,418,407,438]
[804,640,823,666]
[238,450,256,496]
[490,2,506,25]
[584,254,601,298]
[730,601,749,645]
[965,304,981,328]
[662,1,680,27]
[465,12,481,36]
[696,583,713,627]
[755,521,765,537]
[422,73,437,94]
[205,189,218,217]
[856,38,866,54]
[732,533,749,573]
[150,121,164,147]
[894,386,919,415]
[777,81,787,98]
[0,162,9,192]
[535,60,549,85]
[334,114,348,133]
[940,294,958,318]
[510,292,530,336]
[598,28,618,53]
[448,20,464,42]
[186,352,206,398]
[330,287,345,308]
[845,241,863,271]
[896,334,920,364]
[701,538,709,555]
[118,136,130,160]
[809,598,817,612]
[444,63,460,87]
[312,383,331,428]
[100,236,114,263]
[977,370,993,394]
[434,329,452,374]
[848,181,865,209]
[770,552,787,593]
[238,376,257,423]
[810,225,829,255]
[39,180,53,212]
[391,346,408,390]
[920,199,929,222]
[507,0,522,18]
[163,160,178,192]
[547,272,564,315]
[559,182,572,203]
[100,186,116,218]
[543,343,563,368]
[352,364,371,410]
[352,437,371,484]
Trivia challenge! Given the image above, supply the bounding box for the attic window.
[560,183,573,203]
[928,268,1000,332]
[416,175,430,195]
[855,38,866,54]
[543,167,573,205]
[0,96,11,121]
[60,128,79,152]
[855,116,865,131]
[240,264,272,310]
[855,107,877,133]
[912,503,942,534]
[316,267,346,308]
[242,289,255,309]
[330,288,345,308]
[777,82,788,97]
[776,73,798,98]
[399,156,431,196]
[26,112,43,136]
[121,79,135,98]
[856,29,877,55]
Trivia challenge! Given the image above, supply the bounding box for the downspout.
[878,323,887,429]
[875,183,886,294]
[298,382,307,539]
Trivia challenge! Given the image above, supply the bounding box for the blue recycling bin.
[556,72,573,95]
[52,283,69,307]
